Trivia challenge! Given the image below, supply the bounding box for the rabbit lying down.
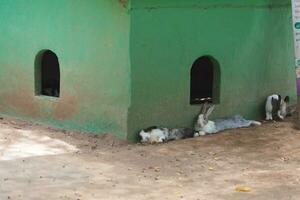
[139,126,194,144]
[139,103,262,144]
[194,115,261,136]
[194,103,261,136]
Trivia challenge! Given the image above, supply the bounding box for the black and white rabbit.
[139,126,194,144]
[139,126,167,144]
[265,94,289,121]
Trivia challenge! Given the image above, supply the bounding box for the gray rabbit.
[194,103,261,136]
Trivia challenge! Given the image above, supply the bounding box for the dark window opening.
[35,50,60,97]
[190,56,220,104]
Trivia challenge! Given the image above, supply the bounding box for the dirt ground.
[1,116,300,200]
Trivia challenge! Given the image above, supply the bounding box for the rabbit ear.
[204,104,215,119]
[284,96,290,103]
[199,103,205,114]
[200,102,209,114]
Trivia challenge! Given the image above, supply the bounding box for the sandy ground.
[0,116,300,200]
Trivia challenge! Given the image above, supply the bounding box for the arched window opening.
[35,50,60,97]
[190,56,220,104]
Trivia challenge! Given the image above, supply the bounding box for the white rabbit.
[194,103,261,136]
[265,94,289,121]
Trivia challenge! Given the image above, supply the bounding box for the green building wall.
[127,0,296,140]
[0,0,297,141]
[0,0,131,139]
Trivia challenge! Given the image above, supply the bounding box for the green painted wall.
[128,0,296,140]
[0,0,131,139]
[0,0,297,141]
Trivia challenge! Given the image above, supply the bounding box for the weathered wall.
[128,0,296,140]
[0,0,131,138]
[0,0,296,141]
